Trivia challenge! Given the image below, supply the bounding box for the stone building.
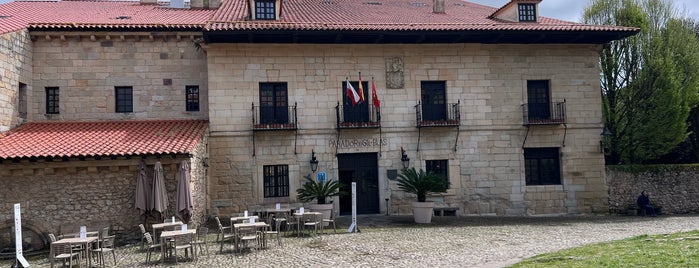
[203,0,637,217]
[0,0,216,250]
[0,0,636,250]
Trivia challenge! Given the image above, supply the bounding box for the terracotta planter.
[412,201,435,224]
[308,203,333,227]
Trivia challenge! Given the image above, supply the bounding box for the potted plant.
[296,174,344,225]
[396,167,447,223]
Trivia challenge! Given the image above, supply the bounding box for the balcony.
[252,102,298,131]
[415,101,460,127]
[336,103,381,129]
[522,101,566,125]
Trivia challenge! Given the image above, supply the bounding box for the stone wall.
[0,29,32,131]
[206,43,607,216]
[0,154,208,249]
[30,31,207,121]
[607,165,699,214]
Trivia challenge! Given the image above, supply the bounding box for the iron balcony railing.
[252,102,298,130]
[521,100,566,125]
[335,102,381,129]
[415,101,460,127]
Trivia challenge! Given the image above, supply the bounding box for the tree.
[584,0,699,164]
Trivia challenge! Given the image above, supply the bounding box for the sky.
[0,0,697,23]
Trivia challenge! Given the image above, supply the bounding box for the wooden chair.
[322,209,338,234]
[236,226,260,253]
[138,224,148,250]
[143,232,163,264]
[264,218,284,247]
[172,233,195,264]
[215,216,234,253]
[91,234,116,267]
[50,242,80,268]
[303,213,322,236]
[192,226,209,256]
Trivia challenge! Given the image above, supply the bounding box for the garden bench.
[433,207,458,216]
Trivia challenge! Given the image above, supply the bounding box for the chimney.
[191,0,208,9]
[433,0,445,13]
[139,0,157,4]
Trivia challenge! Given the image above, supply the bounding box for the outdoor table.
[159,229,197,263]
[51,236,99,267]
[152,221,183,240]
[233,222,268,252]
[293,212,323,237]
[264,209,291,231]
[231,215,259,223]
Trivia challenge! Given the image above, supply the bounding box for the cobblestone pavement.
[3,214,699,268]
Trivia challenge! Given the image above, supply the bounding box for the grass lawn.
[509,230,699,267]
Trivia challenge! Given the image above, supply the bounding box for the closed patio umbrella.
[135,160,150,224]
[176,160,193,224]
[150,161,168,223]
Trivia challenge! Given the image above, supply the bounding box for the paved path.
[3,214,699,267]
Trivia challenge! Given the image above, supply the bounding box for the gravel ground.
[3,214,699,268]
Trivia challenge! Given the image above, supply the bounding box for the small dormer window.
[255,0,276,20]
[518,3,536,22]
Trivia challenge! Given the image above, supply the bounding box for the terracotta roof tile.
[207,0,635,33]
[0,1,216,34]
[0,120,209,160]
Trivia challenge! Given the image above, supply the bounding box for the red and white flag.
[371,77,381,108]
[346,77,360,106]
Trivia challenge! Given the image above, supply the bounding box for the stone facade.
[0,29,32,131]
[30,31,208,121]
[0,150,207,249]
[206,43,607,216]
[0,31,211,248]
[607,166,699,215]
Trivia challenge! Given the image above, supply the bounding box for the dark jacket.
[637,194,650,207]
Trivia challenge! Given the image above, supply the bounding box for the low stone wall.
[607,165,699,215]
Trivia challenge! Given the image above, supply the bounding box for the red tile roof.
[0,1,216,34]
[206,0,635,33]
[0,120,208,160]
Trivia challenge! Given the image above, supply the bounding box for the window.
[259,82,288,124]
[186,85,199,112]
[421,81,447,121]
[255,0,276,20]
[518,3,536,22]
[527,80,551,121]
[263,165,289,198]
[342,80,369,123]
[45,87,59,114]
[524,148,561,185]
[426,159,449,189]
[115,86,133,113]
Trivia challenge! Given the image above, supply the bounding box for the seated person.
[636,190,657,217]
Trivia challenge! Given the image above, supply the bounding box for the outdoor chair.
[322,209,337,234]
[215,216,234,253]
[285,214,300,237]
[263,218,284,247]
[236,226,260,253]
[172,233,195,264]
[192,226,209,256]
[303,213,322,236]
[50,242,80,268]
[138,224,148,250]
[91,234,116,267]
[143,232,163,264]
[48,233,57,243]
